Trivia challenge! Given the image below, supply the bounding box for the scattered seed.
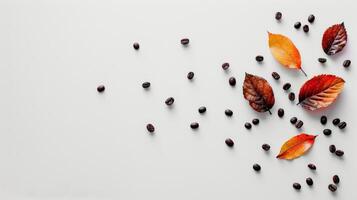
[225,138,234,147]
[142,82,151,89]
[165,97,175,106]
[332,118,340,125]
[252,118,260,125]
[318,58,327,63]
[294,22,301,29]
[253,163,261,171]
[275,12,282,20]
[198,106,207,114]
[278,108,284,118]
[289,92,295,101]
[323,129,332,136]
[187,72,194,80]
[272,72,280,80]
[306,177,313,186]
[338,121,347,129]
[222,62,230,70]
[329,145,336,153]
[190,122,199,129]
[181,38,189,45]
[328,184,337,192]
[333,175,340,184]
[262,144,270,151]
[225,109,233,117]
[308,163,316,170]
[283,83,291,90]
[245,122,252,129]
[303,24,309,33]
[97,85,105,93]
[290,117,298,124]
[295,120,304,129]
[335,150,344,157]
[320,115,327,125]
[293,183,301,190]
[133,42,140,50]
[229,77,236,86]
[308,14,315,23]
[146,123,155,133]
[256,55,264,62]
[343,60,351,68]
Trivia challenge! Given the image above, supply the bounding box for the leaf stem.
[300,68,307,77]
[268,110,272,115]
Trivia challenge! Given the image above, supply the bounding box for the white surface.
[0,0,356,199]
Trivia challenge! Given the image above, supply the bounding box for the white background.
[0,0,356,199]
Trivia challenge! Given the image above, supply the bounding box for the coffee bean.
[97,85,105,93]
[252,118,260,125]
[308,14,315,23]
[142,82,151,89]
[294,22,301,29]
[333,175,340,184]
[335,150,344,157]
[262,144,270,151]
[328,184,337,192]
[245,122,252,129]
[229,77,236,86]
[146,123,155,133]
[278,108,284,118]
[290,117,298,124]
[332,118,340,125]
[198,106,206,114]
[165,97,175,106]
[323,129,332,136]
[222,62,230,70]
[338,121,347,129]
[253,163,261,171]
[256,55,264,62]
[187,72,194,80]
[272,72,280,80]
[329,144,336,153]
[190,122,199,129]
[308,163,316,170]
[275,12,282,20]
[318,58,327,63]
[306,177,313,186]
[303,25,309,33]
[343,60,351,68]
[225,109,233,117]
[295,120,304,129]
[225,138,234,147]
[320,115,327,125]
[289,92,295,101]
[293,183,301,190]
[133,42,140,50]
[283,83,291,90]
[181,38,189,45]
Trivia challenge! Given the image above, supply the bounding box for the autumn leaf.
[268,32,306,76]
[243,73,275,114]
[322,23,347,55]
[298,74,345,111]
[277,134,317,160]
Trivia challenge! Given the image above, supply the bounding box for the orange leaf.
[298,74,345,111]
[277,134,317,160]
[268,32,306,76]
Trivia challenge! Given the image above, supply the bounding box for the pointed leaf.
[322,23,347,55]
[298,74,345,111]
[243,73,275,113]
[277,134,317,160]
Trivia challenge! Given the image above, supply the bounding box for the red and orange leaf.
[277,134,317,160]
[322,23,347,55]
[298,74,345,111]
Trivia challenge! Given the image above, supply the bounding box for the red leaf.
[322,23,348,55]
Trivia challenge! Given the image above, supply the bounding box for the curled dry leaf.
[277,134,317,160]
[268,32,306,76]
[322,23,347,55]
[243,73,275,114]
[298,74,345,111]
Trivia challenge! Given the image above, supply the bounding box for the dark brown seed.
[277,108,284,117]
[320,116,327,125]
[245,122,252,129]
[283,83,291,90]
[252,118,260,125]
[225,138,234,147]
[225,109,233,117]
[318,58,327,63]
[323,129,332,136]
[165,97,175,106]
[97,85,105,93]
[295,120,304,129]
[328,184,337,192]
[181,38,189,45]
[133,42,140,50]
[222,62,230,70]
[335,150,344,157]
[303,24,309,33]
[306,177,313,186]
[333,175,340,184]
[256,55,264,62]
[262,144,270,151]
[294,22,301,29]
[338,121,347,129]
[229,77,236,86]
[272,72,280,80]
[343,60,351,68]
[308,14,315,23]
[190,122,199,129]
[187,72,194,80]
[293,183,301,190]
[275,12,282,20]
[146,123,155,133]
[142,82,151,89]
[308,163,316,170]
[289,92,295,101]
[332,118,340,125]
[198,106,206,114]
[253,163,261,171]
[290,117,298,124]
[329,145,336,153]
